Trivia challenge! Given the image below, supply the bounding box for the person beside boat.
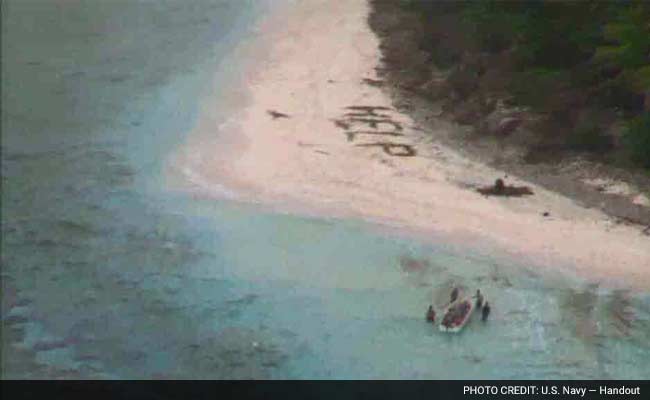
[475,289,484,309]
[482,301,491,322]
[426,305,436,323]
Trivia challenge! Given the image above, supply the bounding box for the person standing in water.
[482,301,491,322]
[426,305,436,323]
[475,289,484,309]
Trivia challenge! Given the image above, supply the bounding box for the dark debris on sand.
[267,110,290,120]
[477,178,534,197]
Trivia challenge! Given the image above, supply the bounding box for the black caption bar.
[2,380,649,400]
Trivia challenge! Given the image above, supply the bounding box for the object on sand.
[439,297,475,333]
[267,110,290,120]
[362,78,383,87]
[477,178,534,197]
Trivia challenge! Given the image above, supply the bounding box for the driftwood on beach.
[345,105,391,112]
[477,178,534,197]
[362,78,384,87]
[267,110,290,120]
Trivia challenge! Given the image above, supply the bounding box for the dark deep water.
[2,0,650,379]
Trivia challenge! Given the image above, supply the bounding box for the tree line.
[407,0,650,169]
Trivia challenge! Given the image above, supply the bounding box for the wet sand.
[173,0,650,289]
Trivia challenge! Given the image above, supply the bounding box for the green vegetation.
[567,119,612,154]
[624,113,650,168]
[405,0,650,169]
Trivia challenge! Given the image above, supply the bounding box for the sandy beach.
[173,0,650,289]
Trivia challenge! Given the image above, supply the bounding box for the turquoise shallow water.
[2,0,649,379]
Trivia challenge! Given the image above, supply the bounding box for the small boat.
[439,296,475,333]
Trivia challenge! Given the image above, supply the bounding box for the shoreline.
[367,0,650,230]
[171,0,650,290]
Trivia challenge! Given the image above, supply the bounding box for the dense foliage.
[405,0,650,169]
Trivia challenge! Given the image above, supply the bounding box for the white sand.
[171,0,650,289]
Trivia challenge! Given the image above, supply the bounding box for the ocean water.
[2,0,649,379]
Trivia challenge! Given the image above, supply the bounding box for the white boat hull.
[438,297,475,333]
